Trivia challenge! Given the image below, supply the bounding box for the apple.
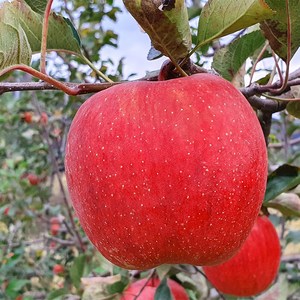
[53,264,65,275]
[3,207,9,216]
[22,111,33,123]
[50,217,61,236]
[65,73,267,269]
[121,277,189,300]
[27,173,39,186]
[203,215,281,297]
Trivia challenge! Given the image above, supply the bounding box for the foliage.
[0,0,300,299]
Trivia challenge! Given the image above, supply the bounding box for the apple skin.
[50,217,61,236]
[65,73,267,270]
[203,215,281,297]
[23,112,33,123]
[53,264,65,275]
[121,278,189,300]
[27,173,39,186]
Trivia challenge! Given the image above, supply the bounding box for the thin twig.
[271,50,284,85]
[133,269,157,300]
[268,0,292,94]
[0,80,118,95]
[249,41,269,85]
[193,266,226,300]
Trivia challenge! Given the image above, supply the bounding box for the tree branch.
[0,81,119,95]
[1,67,300,114]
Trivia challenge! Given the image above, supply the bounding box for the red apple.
[121,278,188,300]
[53,264,64,275]
[27,173,39,186]
[23,111,33,123]
[3,207,9,216]
[65,74,267,269]
[203,215,281,297]
[50,217,61,236]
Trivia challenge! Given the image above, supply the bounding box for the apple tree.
[1,0,300,299]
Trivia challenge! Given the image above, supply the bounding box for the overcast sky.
[100,1,166,79]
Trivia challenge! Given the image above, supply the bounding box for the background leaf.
[212,30,266,81]
[70,254,86,289]
[123,0,191,61]
[264,164,300,202]
[46,288,68,300]
[265,192,300,217]
[260,0,300,61]
[154,277,172,300]
[287,101,300,119]
[24,0,47,14]
[286,230,300,244]
[286,86,300,119]
[5,279,29,298]
[197,0,274,46]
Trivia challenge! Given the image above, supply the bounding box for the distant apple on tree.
[53,264,65,275]
[50,217,61,236]
[121,277,189,300]
[22,111,33,123]
[27,173,40,186]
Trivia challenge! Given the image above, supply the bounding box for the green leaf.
[286,230,300,244]
[197,0,274,46]
[0,21,32,70]
[188,6,202,21]
[0,0,81,71]
[46,288,68,300]
[107,276,129,294]
[156,265,172,280]
[287,101,300,119]
[123,0,192,61]
[70,254,86,289]
[212,30,266,81]
[265,192,300,217]
[5,279,29,297]
[260,0,300,61]
[24,0,47,14]
[154,277,172,300]
[264,164,300,202]
[286,86,300,118]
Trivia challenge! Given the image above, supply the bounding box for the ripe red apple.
[27,173,39,186]
[53,264,65,275]
[50,217,61,236]
[121,278,188,300]
[22,111,33,123]
[65,74,267,269]
[203,215,281,297]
